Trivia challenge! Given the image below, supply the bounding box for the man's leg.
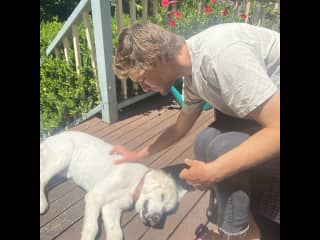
[206,132,252,236]
[194,129,252,237]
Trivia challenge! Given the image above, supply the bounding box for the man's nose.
[140,82,151,92]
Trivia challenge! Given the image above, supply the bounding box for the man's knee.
[206,132,249,161]
[193,127,221,161]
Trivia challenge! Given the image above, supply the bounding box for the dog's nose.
[150,213,161,223]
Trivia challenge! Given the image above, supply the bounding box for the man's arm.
[180,92,280,187]
[111,110,202,163]
[141,110,202,157]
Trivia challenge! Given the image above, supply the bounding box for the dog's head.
[135,169,189,228]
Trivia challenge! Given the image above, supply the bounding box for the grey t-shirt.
[182,23,280,118]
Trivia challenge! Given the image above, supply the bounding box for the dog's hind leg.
[101,204,123,240]
[40,141,74,214]
[81,192,103,240]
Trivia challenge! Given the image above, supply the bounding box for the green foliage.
[40,17,64,56]
[40,19,99,135]
[151,0,279,38]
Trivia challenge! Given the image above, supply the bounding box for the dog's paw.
[40,200,48,214]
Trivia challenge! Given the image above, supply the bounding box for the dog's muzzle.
[141,200,166,229]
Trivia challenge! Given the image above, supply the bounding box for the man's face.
[128,58,175,96]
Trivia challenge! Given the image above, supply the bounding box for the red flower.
[168,20,176,28]
[221,7,229,16]
[241,14,248,20]
[175,11,182,18]
[204,6,212,14]
[162,0,170,7]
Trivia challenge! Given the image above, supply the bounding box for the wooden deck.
[40,93,280,240]
[40,93,215,240]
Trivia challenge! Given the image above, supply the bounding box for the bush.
[40,19,98,135]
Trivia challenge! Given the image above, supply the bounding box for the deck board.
[40,94,215,240]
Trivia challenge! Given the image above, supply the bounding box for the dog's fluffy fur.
[40,131,187,240]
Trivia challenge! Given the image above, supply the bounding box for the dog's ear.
[161,164,195,200]
[174,177,195,200]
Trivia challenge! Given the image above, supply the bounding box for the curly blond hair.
[113,23,185,80]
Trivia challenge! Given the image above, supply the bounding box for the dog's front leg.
[81,192,102,240]
[101,204,123,240]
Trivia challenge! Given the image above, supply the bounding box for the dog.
[40,131,190,240]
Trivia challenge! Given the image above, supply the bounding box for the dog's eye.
[161,194,165,202]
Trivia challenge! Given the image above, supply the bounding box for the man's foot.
[198,214,261,240]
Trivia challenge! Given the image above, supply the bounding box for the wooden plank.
[40,187,86,227]
[140,191,209,240]
[108,108,178,144]
[54,217,84,240]
[244,0,252,23]
[118,90,157,109]
[167,191,211,239]
[46,179,77,204]
[93,111,153,139]
[70,117,102,131]
[83,120,112,135]
[130,0,136,23]
[99,108,172,141]
[91,0,118,123]
[40,200,85,240]
[46,0,91,56]
[71,24,82,76]
[45,175,67,191]
[62,37,70,64]
[136,110,213,166]
[257,0,264,26]
[153,0,158,15]
[54,48,60,58]
[82,11,97,76]
[142,0,148,23]
[116,0,123,32]
[115,0,127,100]
[82,10,100,100]
[93,113,148,139]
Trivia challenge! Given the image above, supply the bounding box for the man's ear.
[158,54,168,65]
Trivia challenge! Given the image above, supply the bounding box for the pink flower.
[162,0,170,7]
[211,0,217,3]
[221,7,229,16]
[204,6,212,14]
[240,14,248,20]
[170,0,177,3]
[168,20,176,28]
[175,11,182,18]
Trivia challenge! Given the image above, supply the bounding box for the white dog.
[40,131,189,240]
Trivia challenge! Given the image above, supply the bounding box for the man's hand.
[179,159,215,190]
[109,145,140,164]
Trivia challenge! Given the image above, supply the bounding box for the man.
[111,22,280,240]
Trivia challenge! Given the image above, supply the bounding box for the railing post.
[91,0,118,123]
